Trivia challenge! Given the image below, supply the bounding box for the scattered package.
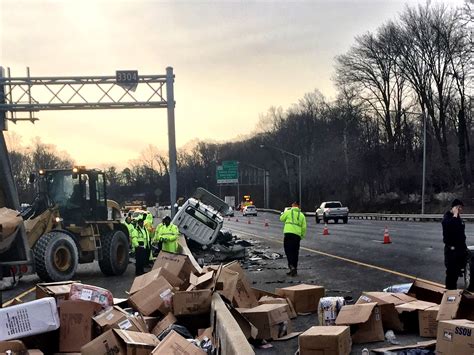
[318,296,345,326]
[69,283,114,308]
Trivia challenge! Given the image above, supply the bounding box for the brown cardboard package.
[151,330,206,354]
[93,306,148,333]
[152,251,196,281]
[173,290,212,316]
[408,279,445,304]
[81,329,159,355]
[151,313,177,336]
[437,289,474,321]
[35,281,77,302]
[228,306,258,340]
[356,292,416,331]
[128,276,174,316]
[276,284,325,313]
[239,303,292,340]
[129,267,183,294]
[298,326,351,355]
[419,305,439,337]
[258,296,297,319]
[335,303,384,343]
[394,300,438,336]
[59,300,102,352]
[371,340,436,353]
[436,319,474,354]
[187,270,215,291]
[224,262,258,308]
[215,267,239,302]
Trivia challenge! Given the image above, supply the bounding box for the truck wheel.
[465,252,473,291]
[343,217,348,224]
[99,230,129,276]
[34,232,78,282]
[315,215,320,224]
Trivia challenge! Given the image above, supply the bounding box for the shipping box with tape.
[128,276,174,316]
[151,330,206,354]
[238,303,292,340]
[335,302,384,343]
[93,306,148,333]
[436,319,474,354]
[298,326,351,355]
[276,284,325,313]
[80,329,159,355]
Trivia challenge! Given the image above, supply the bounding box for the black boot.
[287,266,294,276]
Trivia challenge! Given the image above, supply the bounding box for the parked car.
[243,205,258,216]
[315,201,349,224]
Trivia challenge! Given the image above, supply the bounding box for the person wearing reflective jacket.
[280,201,307,276]
[122,212,135,241]
[131,214,149,276]
[153,216,179,253]
[144,212,154,234]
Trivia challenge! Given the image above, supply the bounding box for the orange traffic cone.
[264,219,269,227]
[383,226,392,244]
[323,223,330,236]
[247,218,251,224]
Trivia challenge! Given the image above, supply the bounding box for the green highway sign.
[216,161,239,184]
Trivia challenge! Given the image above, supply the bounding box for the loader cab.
[41,167,107,225]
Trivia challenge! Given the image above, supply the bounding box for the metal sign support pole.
[166,67,177,218]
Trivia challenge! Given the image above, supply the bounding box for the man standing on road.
[280,201,307,276]
[131,214,149,276]
[154,216,180,253]
[442,199,468,289]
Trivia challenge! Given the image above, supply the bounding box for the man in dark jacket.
[442,199,468,289]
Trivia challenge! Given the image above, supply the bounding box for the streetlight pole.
[422,110,426,215]
[260,144,302,209]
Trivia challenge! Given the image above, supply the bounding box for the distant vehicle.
[315,201,349,224]
[224,206,235,217]
[131,210,148,220]
[243,205,257,217]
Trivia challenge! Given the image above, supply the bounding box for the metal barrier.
[256,208,474,222]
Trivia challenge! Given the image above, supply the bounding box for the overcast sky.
[0,0,466,167]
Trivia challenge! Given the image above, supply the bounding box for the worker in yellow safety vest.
[153,216,179,253]
[131,214,149,275]
[122,212,135,241]
[144,212,154,234]
[279,201,307,276]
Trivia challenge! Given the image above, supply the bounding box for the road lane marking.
[2,286,36,307]
[233,228,444,288]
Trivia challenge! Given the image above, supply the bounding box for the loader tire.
[99,230,129,276]
[34,232,78,282]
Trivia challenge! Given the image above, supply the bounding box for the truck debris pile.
[1,236,474,354]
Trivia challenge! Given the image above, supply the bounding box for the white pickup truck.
[315,201,349,224]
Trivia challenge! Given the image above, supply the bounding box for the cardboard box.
[187,270,215,291]
[129,276,174,316]
[371,340,436,353]
[394,300,438,335]
[215,267,239,302]
[298,326,351,355]
[228,306,258,340]
[356,292,416,331]
[0,297,60,341]
[151,330,206,354]
[436,319,474,354]
[276,284,325,313]
[152,251,196,281]
[151,313,177,336]
[437,289,474,321]
[129,267,183,294]
[35,281,77,302]
[239,303,292,340]
[81,329,159,355]
[172,290,212,316]
[408,279,445,304]
[59,300,102,352]
[224,262,258,308]
[335,303,384,343]
[258,295,297,319]
[93,306,148,333]
[419,305,439,337]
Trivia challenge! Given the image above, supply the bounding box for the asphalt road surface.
[2,211,473,354]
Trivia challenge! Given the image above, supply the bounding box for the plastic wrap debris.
[383,283,413,293]
[385,330,400,345]
[317,297,345,326]
[157,324,194,341]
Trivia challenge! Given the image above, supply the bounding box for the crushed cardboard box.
[35,281,78,303]
[371,340,436,353]
[395,299,439,336]
[238,303,292,340]
[276,284,325,314]
[129,267,183,294]
[335,302,384,343]
[93,306,148,333]
[298,326,351,355]
[81,329,159,355]
[173,289,212,316]
[128,276,174,316]
[151,330,206,354]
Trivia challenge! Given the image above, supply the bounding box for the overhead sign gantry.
[0,66,178,216]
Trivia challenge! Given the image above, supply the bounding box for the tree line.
[7,3,473,213]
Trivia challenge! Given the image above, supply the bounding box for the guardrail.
[256,208,474,222]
